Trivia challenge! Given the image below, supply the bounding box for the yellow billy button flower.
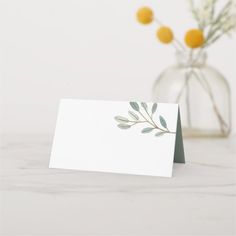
[157,26,174,44]
[185,29,205,49]
[136,7,153,25]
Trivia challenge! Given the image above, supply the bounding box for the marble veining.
[1,134,236,235]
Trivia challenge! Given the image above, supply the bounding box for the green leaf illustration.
[128,111,139,120]
[141,102,148,110]
[114,116,129,123]
[155,132,165,137]
[130,102,139,111]
[152,103,157,114]
[115,102,175,137]
[141,127,154,133]
[117,124,131,129]
[159,115,167,129]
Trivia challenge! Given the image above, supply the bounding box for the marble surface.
[0,134,236,236]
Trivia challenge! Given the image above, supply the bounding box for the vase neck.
[176,51,207,68]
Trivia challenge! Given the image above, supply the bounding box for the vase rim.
[175,50,207,68]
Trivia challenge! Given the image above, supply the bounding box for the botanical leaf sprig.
[114,102,175,137]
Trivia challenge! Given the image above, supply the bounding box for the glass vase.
[152,51,231,138]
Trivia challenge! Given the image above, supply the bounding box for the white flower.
[188,0,217,27]
[206,0,217,5]
[198,7,213,24]
[187,0,236,45]
[222,14,236,32]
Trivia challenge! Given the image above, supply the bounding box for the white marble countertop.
[0,134,236,236]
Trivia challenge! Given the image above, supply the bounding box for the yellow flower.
[185,29,205,48]
[136,7,153,25]
[157,26,174,44]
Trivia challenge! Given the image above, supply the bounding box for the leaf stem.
[138,110,156,128]
[139,108,174,134]
[116,103,176,135]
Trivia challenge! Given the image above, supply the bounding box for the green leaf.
[128,111,139,120]
[117,124,131,129]
[141,127,154,134]
[130,102,139,111]
[114,116,129,123]
[141,102,148,110]
[152,103,157,114]
[159,115,167,129]
[155,132,165,137]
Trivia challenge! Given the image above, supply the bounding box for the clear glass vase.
[152,51,231,138]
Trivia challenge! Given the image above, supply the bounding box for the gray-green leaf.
[130,102,139,111]
[159,115,167,129]
[141,127,154,133]
[117,124,131,129]
[141,102,148,110]
[128,111,139,120]
[114,116,129,123]
[155,132,165,137]
[152,103,157,114]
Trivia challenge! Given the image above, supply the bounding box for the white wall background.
[0,0,235,134]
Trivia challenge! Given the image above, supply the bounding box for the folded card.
[50,99,185,177]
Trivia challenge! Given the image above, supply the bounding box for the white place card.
[50,99,185,177]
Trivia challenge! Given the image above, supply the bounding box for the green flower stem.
[175,46,206,103]
[193,69,228,133]
[189,0,234,49]
[175,69,193,103]
[185,72,192,128]
[154,18,186,51]
[172,0,233,133]
[175,65,228,134]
